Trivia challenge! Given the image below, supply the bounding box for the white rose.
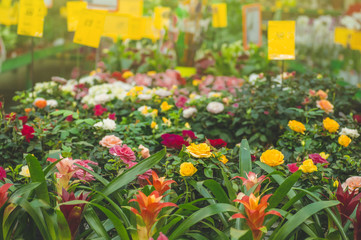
[102,119,116,131]
[47,99,58,108]
[94,94,111,105]
[206,102,224,114]
[183,107,197,119]
[138,94,152,100]
[155,89,172,98]
[339,127,360,138]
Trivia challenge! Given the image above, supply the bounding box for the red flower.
[18,116,28,125]
[0,183,12,209]
[336,183,361,226]
[147,171,176,195]
[251,155,257,162]
[0,102,2,109]
[21,124,35,142]
[309,153,328,165]
[0,167,6,181]
[208,139,227,148]
[354,114,361,124]
[287,163,299,173]
[233,172,267,194]
[161,134,189,150]
[65,115,73,122]
[354,203,361,240]
[112,71,125,81]
[5,112,16,121]
[182,130,197,140]
[109,144,136,164]
[93,104,108,116]
[60,189,90,238]
[108,113,116,120]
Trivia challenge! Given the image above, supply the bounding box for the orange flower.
[233,172,268,194]
[316,100,334,114]
[316,90,328,100]
[146,171,176,195]
[130,191,177,238]
[25,108,32,115]
[342,176,361,194]
[33,98,47,109]
[231,194,282,240]
[0,183,13,208]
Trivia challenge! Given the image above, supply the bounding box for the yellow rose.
[122,71,134,79]
[162,117,171,126]
[186,143,212,158]
[151,109,158,117]
[323,117,339,133]
[320,152,329,159]
[333,180,339,187]
[147,71,157,76]
[150,121,158,129]
[260,149,284,167]
[180,162,197,176]
[192,79,202,86]
[160,102,173,112]
[185,122,191,129]
[219,155,229,164]
[338,135,351,147]
[299,159,317,173]
[288,120,306,134]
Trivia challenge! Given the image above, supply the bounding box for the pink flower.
[182,130,197,140]
[0,167,6,181]
[342,176,361,193]
[175,96,188,108]
[110,144,136,164]
[264,111,269,115]
[208,139,227,148]
[309,153,328,165]
[47,157,76,179]
[287,163,299,173]
[108,113,116,120]
[150,232,169,240]
[138,169,152,180]
[65,115,73,122]
[73,160,98,181]
[233,172,268,194]
[99,135,123,148]
[138,145,150,159]
[93,104,108,117]
[161,134,189,150]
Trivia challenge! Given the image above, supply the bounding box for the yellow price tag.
[350,31,361,51]
[154,7,170,30]
[212,3,227,28]
[143,16,159,41]
[334,27,353,47]
[0,0,12,7]
[73,10,106,48]
[175,67,196,78]
[268,21,295,60]
[117,0,143,17]
[17,0,46,37]
[67,1,87,32]
[127,16,145,40]
[0,4,18,26]
[103,13,129,41]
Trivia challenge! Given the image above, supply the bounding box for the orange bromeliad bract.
[231,193,282,240]
[233,172,268,194]
[146,171,176,195]
[129,191,177,238]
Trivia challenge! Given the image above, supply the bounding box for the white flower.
[208,92,222,98]
[34,81,57,94]
[47,99,58,108]
[20,165,30,177]
[339,127,360,138]
[138,94,152,100]
[341,15,361,30]
[183,107,197,119]
[94,94,111,105]
[155,89,172,98]
[138,106,152,116]
[79,75,100,86]
[93,119,116,131]
[206,102,224,114]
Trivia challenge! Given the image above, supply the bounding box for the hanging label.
[0,4,18,26]
[127,16,145,40]
[73,9,106,48]
[242,3,262,49]
[103,13,129,41]
[0,0,12,7]
[350,31,361,51]
[17,0,46,37]
[117,0,143,17]
[212,3,227,28]
[154,7,170,30]
[334,27,353,47]
[67,1,87,32]
[143,16,159,40]
[268,21,295,60]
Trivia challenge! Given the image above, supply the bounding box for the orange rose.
[342,176,361,193]
[139,144,150,159]
[25,108,32,115]
[33,98,47,109]
[99,135,123,148]
[316,90,328,100]
[316,100,334,114]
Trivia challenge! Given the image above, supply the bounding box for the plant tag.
[212,3,227,28]
[117,0,143,17]
[268,21,295,60]
[17,0,46,37]
[66,1,87,32]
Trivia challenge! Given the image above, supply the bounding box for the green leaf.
[84,206,111,240]
[25,154,50,204]
[270,201,340,240]
[239,139,252,178]
[55,209,71,240]
[168,203,240,240]
[203,180,230,204]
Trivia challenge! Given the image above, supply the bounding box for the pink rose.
[73,160,98,181]
[110,144,136,164]
[99,135,123,148]
[342,176,361,193]
[287,163,299,173]
[138,145,150,159]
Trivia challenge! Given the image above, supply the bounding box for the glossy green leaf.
[239,139,252,178]
[84,206,111,240]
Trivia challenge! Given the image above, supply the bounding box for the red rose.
[0,167,6,181]
[108,113,116,120]
[18,116,28,124]
[161,134,189,150]
[109,144,136,164]
[93,104,108,117]
[5,112,16,121]
[182,130,197,140]
[208,139,227,148]
[309,153,328,165]
[21,124,35,142]
[112,71,125,81]
[251,155,257,162]
[65,115,73,122]
[175,96,188,108]
[354,114,361,124]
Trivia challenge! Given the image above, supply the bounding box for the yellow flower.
[162,117,171,127]
[323,117,339,133]
[151,109,158,117]
[189,93,196,100]
[192,79,202,86]
[333,180,339,187]
[141,106,149,115]
[180,162,197,177]
[338,135,351,147]
[219,155,229,164]
[20,165,31,177]
[186,143,212,158]
[160,101,173,112]
[122,71,134,79]
[299,159,317,173]
[185,122,191,129]
[260,149,284,167]
[320,152,329,159]
[151,121,158,129]
[288,120,306,134]
[317,74,323,79]
[147,71,157,76]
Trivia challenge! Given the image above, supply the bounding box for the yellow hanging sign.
[103,13,129,41]
[212,3,227,28]
[154,6,170,30]
[66,1,87,32]
[73,9,106,48]
[127,16,145,40]
[117,0,143,17]
[143,16,160,41]
[0,0,12,7]
[17,0,46,37]
[268,21,295,60]
[334,27,353,47]
[0,3,18,26]
[350,31,361,51]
